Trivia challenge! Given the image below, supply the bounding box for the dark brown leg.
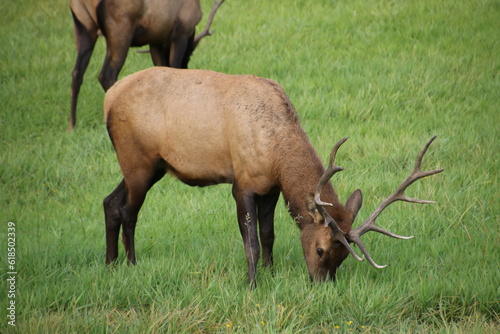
[103,180,126,264]
[256,192,280,268]
[232,184,260,288]
[69,10,98,130]
[150,44,170,66]
[169,36,190,69]
[98,25,134,91]
[103,160,166,265]
[121,163,166,264]
[181,33,196,69]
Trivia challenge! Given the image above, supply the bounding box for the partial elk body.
[103,67,443,287]
[69,0,224,129]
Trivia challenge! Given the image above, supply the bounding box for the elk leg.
[150,44,170,66]
[103,180,126,264]
[232,185,260,288]
[119,161,167,265]
[69,10,98,130]
[169,36,190,69]
[181,32,196,69]
[256,192,280,268]
[98,30,133,91]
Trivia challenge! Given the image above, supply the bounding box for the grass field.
[1,0,499,332]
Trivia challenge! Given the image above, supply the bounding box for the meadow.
[0,0,498,332]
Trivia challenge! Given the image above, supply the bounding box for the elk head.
[301,136,443,281]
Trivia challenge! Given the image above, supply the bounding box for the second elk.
[103,67,444,287]
[69,0,224,129]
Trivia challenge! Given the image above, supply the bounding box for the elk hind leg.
[70,9,98,129]
[96,5,134,91]
[98,37,131,91]
[103,179,126,264]
[120,162,166,265]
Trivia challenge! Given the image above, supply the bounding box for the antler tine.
[193,0,225,48]
[346,233,387,268]
[347,136,444,267]
[314,137,348,208]
[312,137,366,262]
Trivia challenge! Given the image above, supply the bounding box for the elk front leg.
[149,44,170,66]
[169,35,190,69]
[232,185,260,288]
[256,192,280,268]
[180,33,196,69]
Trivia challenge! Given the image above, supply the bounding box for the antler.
[347,136,444,268]
[193,0,225,48]
[314,137,365,262]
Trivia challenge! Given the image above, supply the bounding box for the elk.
[69,0,224,130]
[103,67,443,287]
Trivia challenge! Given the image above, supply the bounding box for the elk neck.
[276,135,346,230]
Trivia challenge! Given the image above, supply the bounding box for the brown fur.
[69,0,204,129]
[103,67,362,286]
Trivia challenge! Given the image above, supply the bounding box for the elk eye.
[316,247,324,257]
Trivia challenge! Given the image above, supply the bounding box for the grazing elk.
[69,0,224,129]
[103,67,443,287]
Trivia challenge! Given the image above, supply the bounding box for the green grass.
[0,0,499,332]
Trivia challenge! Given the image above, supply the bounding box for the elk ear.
[345,189,363,220]
[306,193,323,224]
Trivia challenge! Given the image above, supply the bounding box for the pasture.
[0,0,498,332]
